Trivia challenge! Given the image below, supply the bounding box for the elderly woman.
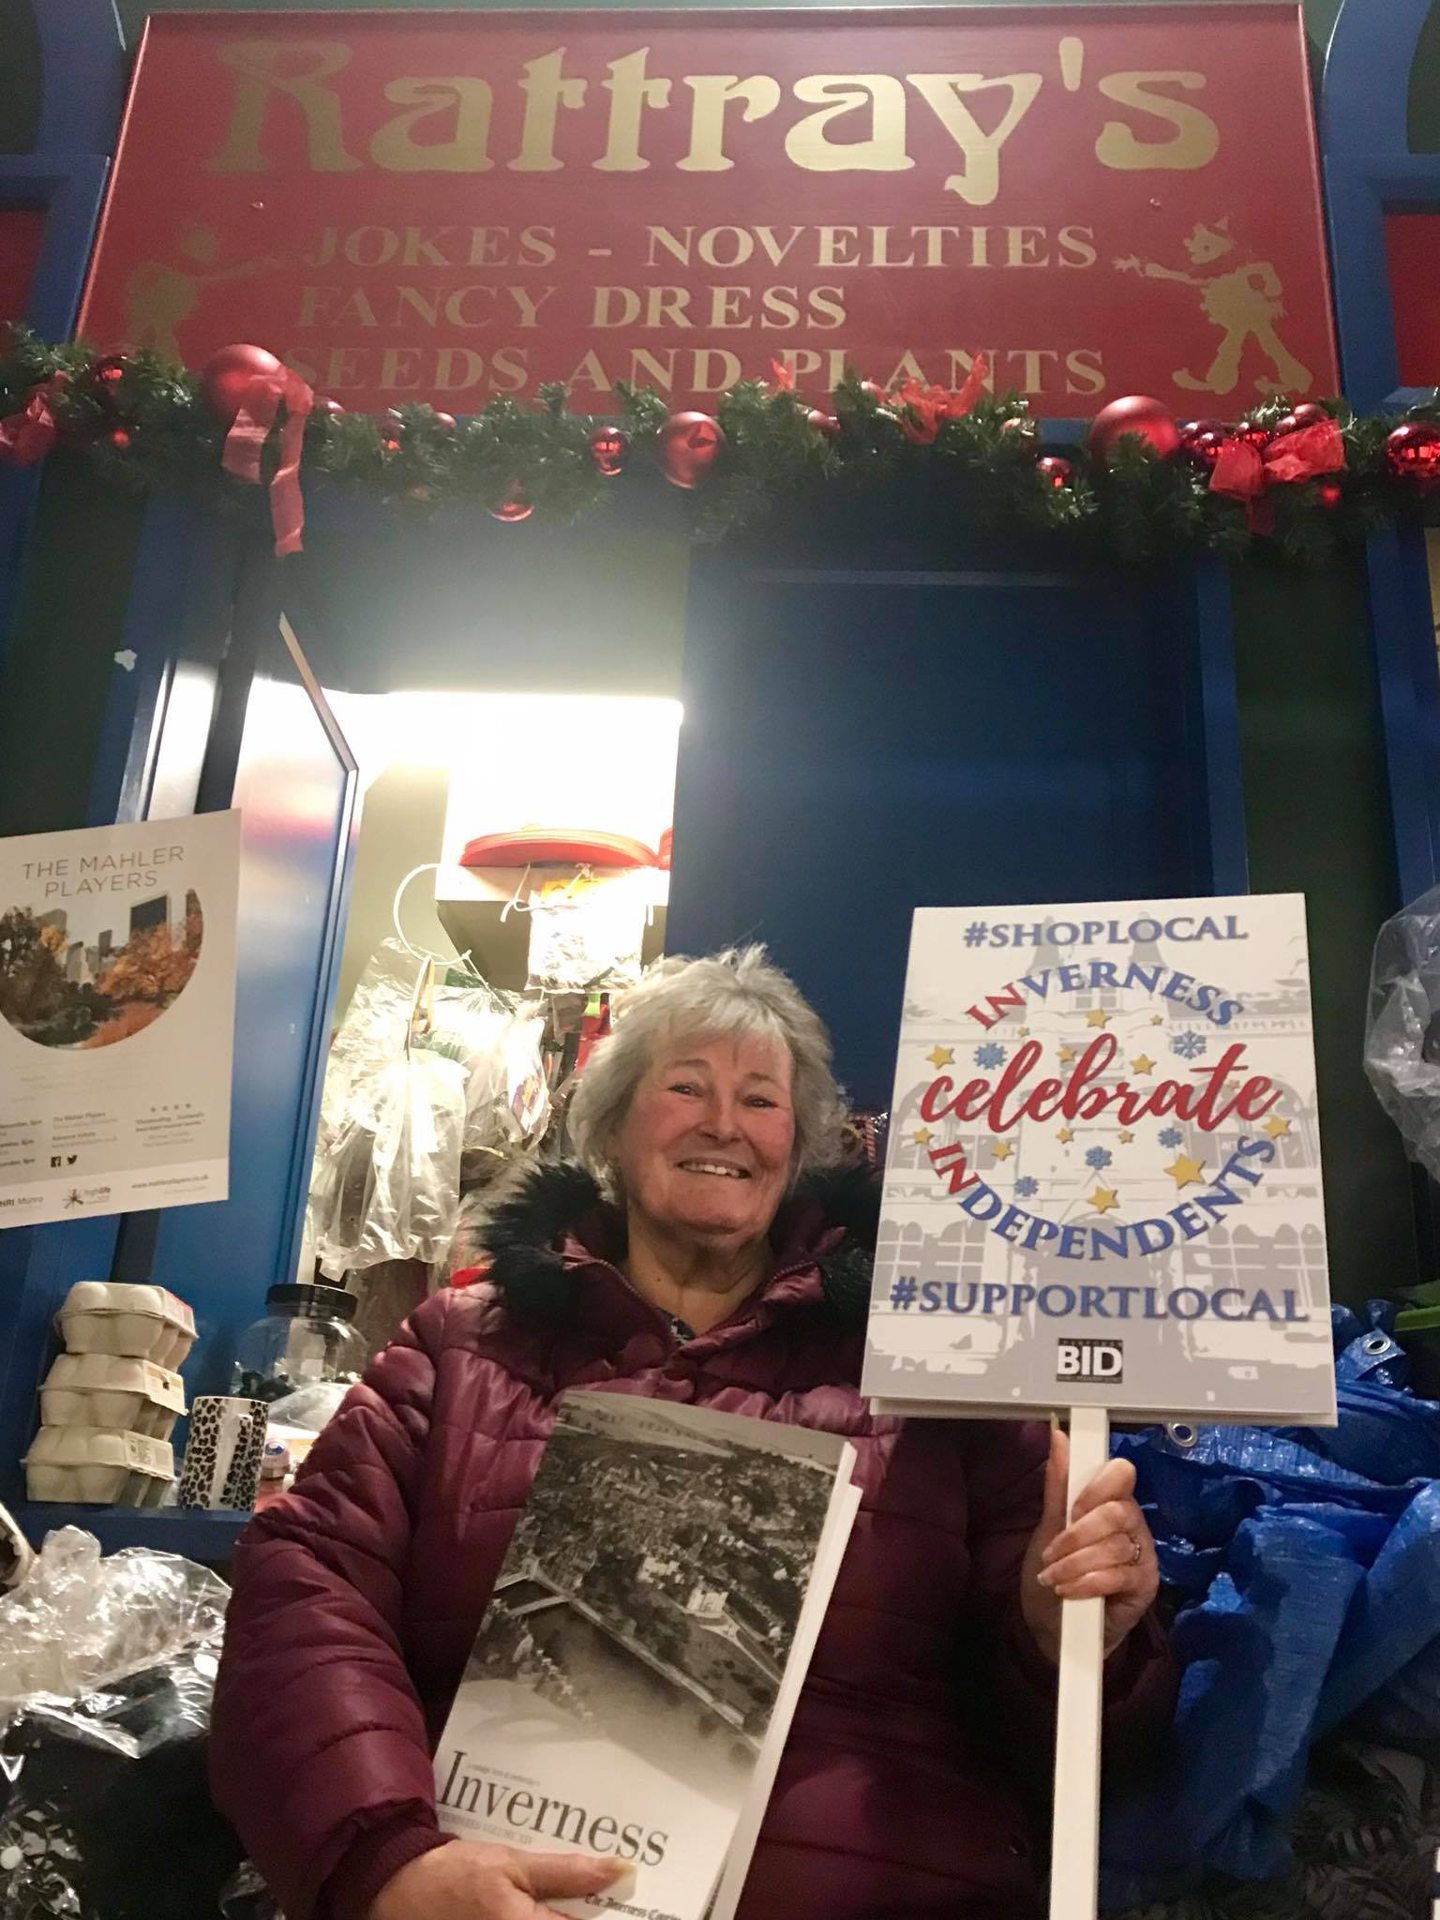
[212,948,1172,1920]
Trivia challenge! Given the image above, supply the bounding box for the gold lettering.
[211,40,360,172]
[595,48,670,171]
[809,287,846,329]
[379,347,425,388]
[568,350,613,393]
[947,348,994,387]
[395,287,443,327]
[969,227,993,267]
[629,348,677,389]
[1058,224,1097,269]
[370,78,494,171]
[443,287,496,328]
[761,287,799,328]
[402,227,460,267]
[679,75,781,172]
[434,347,487,391]
[1007,225,1048,268]
[510,49,586,173]
[321,346,367,390]
[489,347,529,392]
[1065,347,1105,394]
[467,229,511,266]
[645,286,692,327]
[333,289,378,327]
[870,226,918,267]
[885,351,928,386]
[693,348,742,391]
[509,285,556,328]
[520,226,557,266]
[699,227,754,268]
[1095,71,1218,170]
[787,75,911,173]
[914,225,962,266]
[1008,348,1058,391]
[906,73,1042,204]
[593,287,642,327]
[297,285,340,327]
[817,226,861,268]
[648,226,693,267]
[710,286,752,328]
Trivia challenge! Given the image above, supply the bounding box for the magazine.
[434,1389,859,1920]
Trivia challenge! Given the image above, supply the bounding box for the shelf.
[17,1502,250,1564]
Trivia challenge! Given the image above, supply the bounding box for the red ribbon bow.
[220,364,315,555]
[892,354,991,445]
[0,378,65,466]
[1209,417,1346,531]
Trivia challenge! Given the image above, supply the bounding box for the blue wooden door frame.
[0,0,124,682]
[1322,0,1440,907]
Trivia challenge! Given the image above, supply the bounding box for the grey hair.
[567,946,850,1189]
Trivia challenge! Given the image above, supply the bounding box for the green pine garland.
[2,327,1437,564]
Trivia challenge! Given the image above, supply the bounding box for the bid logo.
[1056,1339,1124,1382]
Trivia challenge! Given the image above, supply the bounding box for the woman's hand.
[370,1841,634,1920]
[1020,1425,1158,1664]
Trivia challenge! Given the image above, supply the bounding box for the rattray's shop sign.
[80,6,1338,414]
[863,896,1335,1425]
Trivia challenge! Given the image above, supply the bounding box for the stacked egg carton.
[24,1284,196,1507]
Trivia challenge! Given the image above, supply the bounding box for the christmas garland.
[2,328,1438,565]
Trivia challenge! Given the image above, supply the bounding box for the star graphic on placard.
[1118,1129,1135,1144]
[1131,1054,1156,1075]
[1017,1026,1031,1037]
[1057,1126,1075,1144]
[1089,1187,1121,1215]
[1085,1007,1110,1028]
[1058,1044,1078,1064]
[927,1046,955,1069]
[913,1127,934,1147]
[1263,1115,1292,1140]
[990,1139,1014,1161]
[1151,1014,1165,1026]
[1165,1154,1206,1189]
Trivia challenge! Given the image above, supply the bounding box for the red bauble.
[91,353,130,393]
[1386,421,1440,491]
[588,424,630,476]
[858,380,889,406]
[317,397,345,419]
[380,436,402,454]
[1086,395,1181,462]
[1316,478,1343,510]
[432,411,457,434]
[657,411,725,489]
[1178,419,1229,470]
[1271,413,1301,438]
[1235,420,1272,450]
[1289,401,1330,429]
[1036,455,1074,490]
[490,485,533,523]
[201,344,282,426]
[108,428,132,450]
[806,409,841,440]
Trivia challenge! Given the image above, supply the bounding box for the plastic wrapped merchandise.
[0,1531,238,1920]
[309,1049,467,1277]
[1364,882,1440,1181]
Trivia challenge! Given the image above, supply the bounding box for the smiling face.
[612,1030,797,1252]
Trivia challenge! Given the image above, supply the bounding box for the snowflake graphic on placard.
[1015,1176,1039,1199]
[1172,1031,1208,1061]
[1159,1126,1185,1149]
[974,1042,1007,1069]
[1085,1146,1113,1171]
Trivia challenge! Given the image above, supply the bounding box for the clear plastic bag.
[310,1051,467,1278]
[0,1530,227,1715]
[0,1531,237,1920]
[1364,883,1440,1181]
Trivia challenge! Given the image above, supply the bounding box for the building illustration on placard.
[864,897,1334,1423]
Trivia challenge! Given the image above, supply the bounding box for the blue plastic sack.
[1099,1305,1440,1909]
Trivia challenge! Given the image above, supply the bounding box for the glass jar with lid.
[233,1283,366,1402]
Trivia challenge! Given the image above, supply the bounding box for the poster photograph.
[0,811,240,1226]
[863,895,1335,1424]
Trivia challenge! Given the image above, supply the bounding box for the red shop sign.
[81,5,1338,414]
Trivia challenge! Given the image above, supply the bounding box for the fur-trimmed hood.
[481,1159,879,1328]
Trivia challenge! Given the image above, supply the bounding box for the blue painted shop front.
[1,0,1438,1563]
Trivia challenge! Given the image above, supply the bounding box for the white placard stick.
[1048,1406,1110,1920]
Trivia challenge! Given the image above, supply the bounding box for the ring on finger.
[1126,1533,1142,1566]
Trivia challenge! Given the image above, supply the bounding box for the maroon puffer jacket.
[211,1165,1174,1920]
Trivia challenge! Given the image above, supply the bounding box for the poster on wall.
[0,812,240,1227]
[862,894,1335,1425]
[78,5,1337,415]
